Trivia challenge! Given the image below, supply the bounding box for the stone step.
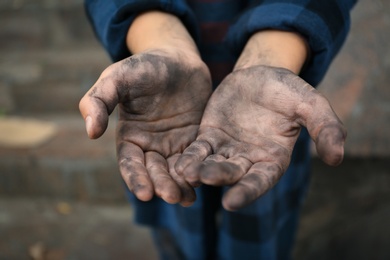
[0,0,111,114]
[0,114,124,202]
[1,0,390,157]
[1,48,110,114]
[1,114,389,202]
[0,0,96,52]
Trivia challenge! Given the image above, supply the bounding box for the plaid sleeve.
[84,0,199,62]
[225,0,357,86]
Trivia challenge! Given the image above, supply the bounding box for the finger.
[198,156,252,186]
[145,152,183,204]
[299,95,347,166]
[167,155,196,207]
[205,154,226,163]
[79,66,119,139]
[117,141,154,201]
[182,154,227,187]
[175,140,213,178]
[222,162,283,211]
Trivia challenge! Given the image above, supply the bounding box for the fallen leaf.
[56,202,72,215]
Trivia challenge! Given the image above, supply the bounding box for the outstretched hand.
[79,49,212,206]
[175,65,346,211]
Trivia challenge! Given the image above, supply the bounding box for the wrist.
[234,30,309,74]
[127,11,200,58]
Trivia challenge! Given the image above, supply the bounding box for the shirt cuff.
[225,2,354,86]
[85,0,199,62]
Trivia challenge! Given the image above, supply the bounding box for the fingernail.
[180,201,194,207]
[85,116,92,136]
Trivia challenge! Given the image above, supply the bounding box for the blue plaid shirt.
[85,1,356,259]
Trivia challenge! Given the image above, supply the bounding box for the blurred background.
[0,0,389,259]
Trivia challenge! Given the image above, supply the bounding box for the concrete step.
[295,157,390,260]
[1,113,389,200]
[0,48,110,114]
[1,0,390,157]
[0,114,124,202]
[0,0,111,115]
[0,198,158,260]
[0,114,389,259]
[0,0,97,52]
[0,157,389,260]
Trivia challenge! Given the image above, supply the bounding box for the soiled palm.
[175,65,346,211]
[79,49,212,205]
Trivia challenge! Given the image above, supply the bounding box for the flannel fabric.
[85,0,355,259]
[130,130,311,260]
[85,0,356,86]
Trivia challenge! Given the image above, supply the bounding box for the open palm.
[79,49,211,205]
[175,65,346,211]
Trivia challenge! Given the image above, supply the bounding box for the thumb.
[79,67,119,139]
[299,93,347,166]
[314,122,346,166]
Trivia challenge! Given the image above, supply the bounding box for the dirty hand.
[175,65,346,211]
[79,49,211,206]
